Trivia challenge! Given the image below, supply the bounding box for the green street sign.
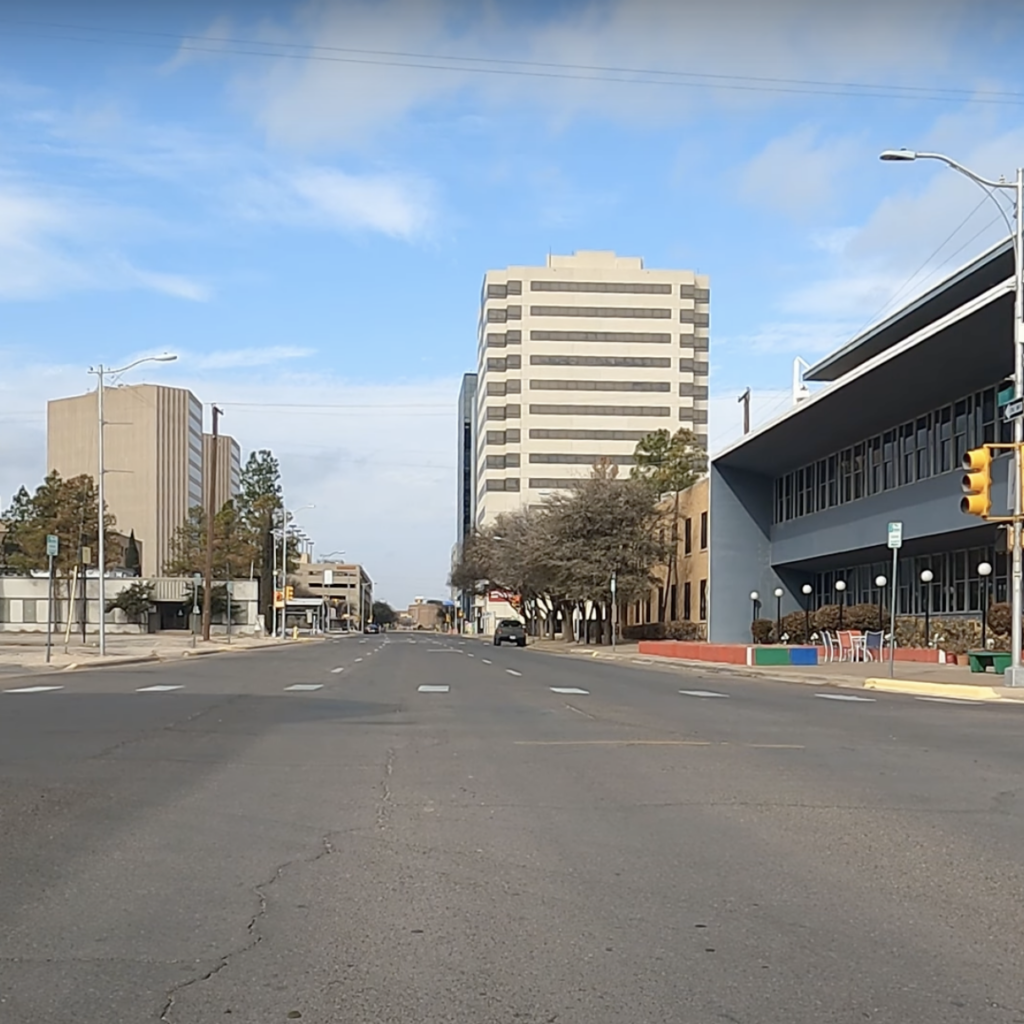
[46,534,59,557]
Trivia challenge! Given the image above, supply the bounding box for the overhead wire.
[0,17,1022,106]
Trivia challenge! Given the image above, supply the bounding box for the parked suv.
[494,619,526,647]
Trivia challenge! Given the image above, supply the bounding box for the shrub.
[666,620,706,640]
[813,604,840,632]
[988,602,1012,637]
[751,618,773,644]
[621,622,666,641]
[779,609,812,644]
[930,617,983,655]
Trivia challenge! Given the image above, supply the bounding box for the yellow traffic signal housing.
[273,589,284,609]
[961,446,993,517]
[285,585,295,602]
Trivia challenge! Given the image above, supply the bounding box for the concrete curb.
[863,678,1004,701]
[63,654,160,671]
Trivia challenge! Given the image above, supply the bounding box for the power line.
[2,17,1023,106]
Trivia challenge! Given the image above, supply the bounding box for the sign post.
[610,571,617,651]
[887,522,903,677]
[225,580,234,645]
[45,534,58,664]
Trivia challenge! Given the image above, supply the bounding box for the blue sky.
[3,0,1024,604]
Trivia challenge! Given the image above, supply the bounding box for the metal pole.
[96,366,106,656]
[280,507,288,639]
[46,552,54,664]
[983,574,989,648]
[610,571,617,651]
[271,518,277,637]
[1012,166,1024,683]
[924,581,931,648]
[888,548,898,677]
[201,405,221,642]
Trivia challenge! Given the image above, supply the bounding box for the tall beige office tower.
[203,433,242,514]
[47,384,204,577]
[475,250,709,527]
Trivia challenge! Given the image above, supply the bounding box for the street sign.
[46,534,58,557]
[887,521,903,549]
[1003,398,1024,422]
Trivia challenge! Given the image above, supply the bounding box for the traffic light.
[274,589,284,609]
[961,446,993,518]
[285,586,295,602]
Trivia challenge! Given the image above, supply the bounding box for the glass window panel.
[840,449,852,504]
[827,455,838,507]
[883,430,896,490]
[852,442,865,500]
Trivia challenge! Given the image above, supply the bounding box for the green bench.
[967,651,1013,674]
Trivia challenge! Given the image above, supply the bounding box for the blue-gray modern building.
[710,237,1015,642]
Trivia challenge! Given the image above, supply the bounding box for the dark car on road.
[493,618,526,647]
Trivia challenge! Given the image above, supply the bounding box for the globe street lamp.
[774,587,784,643]
[875,575,888,632]
[979,561,993,648]
[749,590,760,637]
[801,583,813,641]
[835,580,847,630]
[87,353,177,656]
[920,569,934,647]
[882,147,1024,685]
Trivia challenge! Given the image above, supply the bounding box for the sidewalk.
[0,632,319,677]
[521,638,1024,702]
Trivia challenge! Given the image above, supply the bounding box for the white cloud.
[210,0,980,149]
[234,167,435,240]
[0,178,210,302]
[0,354,458,608]
[196,346,316,370]
[738,126,864,218]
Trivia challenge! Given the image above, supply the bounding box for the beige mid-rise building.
[47,384,204,577]
[289,560,373,628]
[203,433,242,513]
[475,250,709,526]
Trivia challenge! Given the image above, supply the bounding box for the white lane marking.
[550,686,589,695]
[354,657,363,662]
[466,653,475,658]
[506,669,522,677]
[632,658,653,664]
[814,693,876,702]
[359,640,367,644]
[418,684,449,693]
[459,641,466,645]
[915,695,984,705]
[482,659,492,664]
[4,685,64,693]
[679,689,730,698]
[330,667,345,674]
[285,684,324,691]
[136,685,184,692]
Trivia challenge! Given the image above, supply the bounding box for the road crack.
[376,746,396,830]
[158,825,347,1022]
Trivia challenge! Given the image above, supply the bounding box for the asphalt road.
[3,634,1024,1023]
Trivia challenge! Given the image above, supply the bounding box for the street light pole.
[881,149,1024,685]
[920,569,934,647]
[979,561,993,648]
[88,353,176,656]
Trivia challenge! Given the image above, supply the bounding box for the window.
[486,283,506,299]
[21,599,37,623]
[528,404,670,417]
[486,308,507,323]
[700,510,708,549]
[899,423,915,487]
[669,584,677,621]
[882,431,896,490]
[530,380,670,392]
[683,582,692,620]
[529,428,650,441]
[954,399,969,467]
[684,517,693,554]
[530,453,634,465]
[530,330,671,343]
[531,354,671,368]
[916,416,930,480]
[530,305,672,319]
[0,598,9,622]
[531,280,672,294]
[935,406,952,472]
[699,579,707,621]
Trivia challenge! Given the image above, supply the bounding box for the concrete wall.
[708,464,778,643]
[0,577,259,634]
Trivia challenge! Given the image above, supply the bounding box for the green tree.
[165,501,255,580]
[372,600,397,627]
[236,451,283,633]
[1,472,117,578]
[631,428,707,621]
[124,530,141,576]
[105,581,155,631]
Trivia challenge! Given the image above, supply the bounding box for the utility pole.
[738,387,751,435]
[201,405,222,642]
[96,365,106,655]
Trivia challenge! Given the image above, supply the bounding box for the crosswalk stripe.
[285,684,324,692]
[550,686,589,695]
[679,689,729,698]
[136,685,184,692]
[814,693,875,702]
[506,669,522,677]
[4,685,63,693]
[418,684,449,693]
